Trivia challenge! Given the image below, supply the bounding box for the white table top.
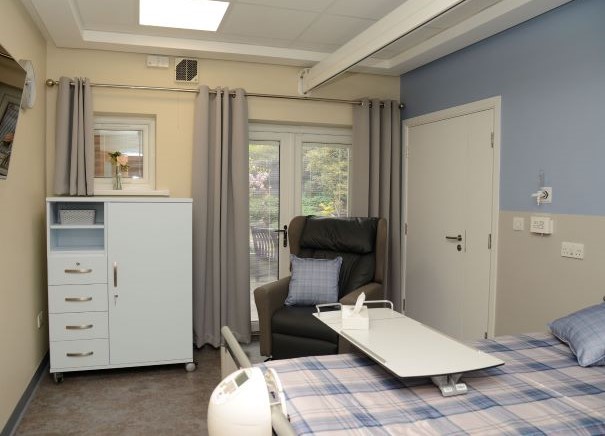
[314,308,503,378]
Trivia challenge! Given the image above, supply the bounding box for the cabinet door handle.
[65,324,93,330]
[113,262,118,288]
[65,268,93,274]
[65,297,93,302]
[66,351,94,357]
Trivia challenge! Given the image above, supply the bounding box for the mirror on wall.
[0,44,27,180]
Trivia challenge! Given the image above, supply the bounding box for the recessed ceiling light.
[139,0,229,32]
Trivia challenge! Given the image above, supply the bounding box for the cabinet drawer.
[48,255,107,285]
[48,284,108,313]
[49,312,108,341]
[50,339,109,369]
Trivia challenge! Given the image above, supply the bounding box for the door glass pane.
[302,142,350,217]
[249,140,280,323]
[94,129,144,179]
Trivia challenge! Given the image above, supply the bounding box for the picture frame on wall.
[0,101,19,178]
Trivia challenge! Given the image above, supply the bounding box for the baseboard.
[1,353,49,436]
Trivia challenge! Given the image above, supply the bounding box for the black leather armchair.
[254,215,387,359]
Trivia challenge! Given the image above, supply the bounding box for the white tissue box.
[341,305,369,330]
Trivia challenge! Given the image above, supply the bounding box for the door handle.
[445,235,462,242]
[113,262,118,288]
[113,262,119,305]
[273,225,288,248]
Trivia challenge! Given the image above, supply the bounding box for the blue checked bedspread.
[261,332,605,435]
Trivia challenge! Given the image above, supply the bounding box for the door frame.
[402,96,501,337]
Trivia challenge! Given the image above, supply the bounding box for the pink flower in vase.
[116,154,128,168]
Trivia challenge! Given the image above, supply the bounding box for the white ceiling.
[21,0,570,78]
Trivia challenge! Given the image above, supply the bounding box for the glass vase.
[113,165,122,190]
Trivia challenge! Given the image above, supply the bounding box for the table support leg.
[431,373,468,396]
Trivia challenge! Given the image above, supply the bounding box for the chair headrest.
[299,216,378,254]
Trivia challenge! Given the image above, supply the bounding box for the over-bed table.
[261,332,605,434]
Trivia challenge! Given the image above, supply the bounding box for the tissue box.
[341,305,369,330]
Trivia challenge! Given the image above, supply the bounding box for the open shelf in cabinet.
[48,201,105,252]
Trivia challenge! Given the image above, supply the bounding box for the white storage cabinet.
[46,197,195,382]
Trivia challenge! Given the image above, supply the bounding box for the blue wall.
[400,0,605,215]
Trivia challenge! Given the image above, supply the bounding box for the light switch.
[530,216,554,234]
[513,217,524,231]
[146,55,169,68]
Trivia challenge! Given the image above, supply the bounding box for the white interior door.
[107,202,192,364]
[404,107,496,341]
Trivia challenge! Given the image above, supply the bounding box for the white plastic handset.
[353,292,366,314]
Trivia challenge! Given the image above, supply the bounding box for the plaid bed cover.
[261,332,605,435]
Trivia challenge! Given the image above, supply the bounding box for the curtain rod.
[45,79,404,109]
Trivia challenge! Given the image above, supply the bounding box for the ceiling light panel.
[139,0,230,31]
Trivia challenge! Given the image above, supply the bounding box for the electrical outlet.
[561,242,584,259]
[513,217,524,231]
[36,310,45,329]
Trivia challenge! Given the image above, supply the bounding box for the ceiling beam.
[299,0,465,94]
[385,0,572,76]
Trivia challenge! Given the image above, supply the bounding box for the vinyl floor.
[15,341,263,436]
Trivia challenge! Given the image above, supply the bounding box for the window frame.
[249,123,352,217]
[93,115,156,193]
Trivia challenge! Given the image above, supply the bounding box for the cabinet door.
[107,202,192,365]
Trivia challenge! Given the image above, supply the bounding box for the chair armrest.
[253,276,291,357]
[338,282,383,305]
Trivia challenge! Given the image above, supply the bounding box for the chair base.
[271,333,337,360]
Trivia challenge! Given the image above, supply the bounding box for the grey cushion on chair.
[285,255,342,306]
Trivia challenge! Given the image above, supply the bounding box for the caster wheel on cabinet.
[185,362,197,372]
[53,373,64,384]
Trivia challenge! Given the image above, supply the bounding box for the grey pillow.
[285,255,342,306]
[548,303,605,367]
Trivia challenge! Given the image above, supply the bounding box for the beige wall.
[0,0,47,430]
[496,211,605,335]
[46,46,399,197]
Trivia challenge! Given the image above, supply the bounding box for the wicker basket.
[59,209,96,225]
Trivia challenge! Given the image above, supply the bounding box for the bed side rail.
[221,326,252,369]
[220,326,297,436]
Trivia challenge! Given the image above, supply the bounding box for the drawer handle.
[66,351,94,357]
[64,268,93,274]
[65,297,93,302]
[66,324,94,330]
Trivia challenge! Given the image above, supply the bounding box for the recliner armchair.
[254,215,387,359]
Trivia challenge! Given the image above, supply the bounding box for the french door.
[249,125,352,324]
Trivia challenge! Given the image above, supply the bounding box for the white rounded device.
[208,367,271,436]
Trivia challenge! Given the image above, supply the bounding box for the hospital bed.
[221,326,605,435]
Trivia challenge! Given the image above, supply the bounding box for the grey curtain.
[53,77,94,195]
[192,85,250,348]
[352,99,403,311]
